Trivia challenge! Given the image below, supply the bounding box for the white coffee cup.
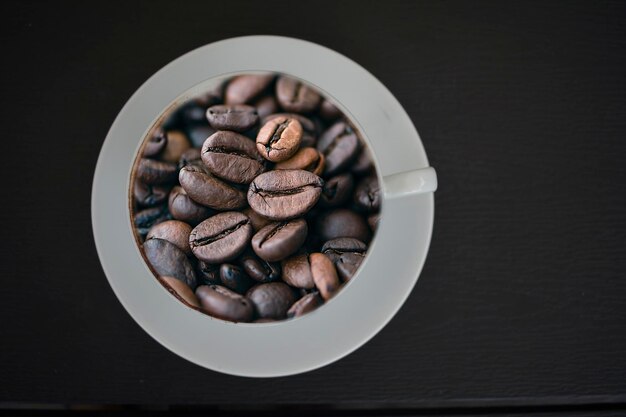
[92,36,437,377]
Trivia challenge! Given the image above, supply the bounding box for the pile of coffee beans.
[132,73,381,323]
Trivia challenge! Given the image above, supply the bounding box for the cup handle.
[383,167,438,200]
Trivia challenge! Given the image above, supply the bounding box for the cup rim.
[92,35,435,377]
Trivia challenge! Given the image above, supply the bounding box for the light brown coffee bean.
[310,253,340,300]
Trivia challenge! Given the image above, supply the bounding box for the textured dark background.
[2,0,626,415]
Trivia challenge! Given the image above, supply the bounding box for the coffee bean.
[247,282,297,319]
[136,158,177,185]
[256,116,302,162]
[178,148,202,169]
[146,220,193,256]
[239,251,281,283]
[195,285,254,322]
[178,165,247,210]
[276,76,321,113]
[367,213,380,232]
[317,121,360,176]
[321,238,367,282]
[242,207,272,232]
[201,131,265,184]
[219,263,255,294]
[143,238,197,289]
[251,219,308,262]
[318,99,341,121]
[318,172,354,208]
[168,186,213,226]
[206,104,259,132]
[160,276,200,308]
[225,74,274,105]
[275,147,325,176]
[196,261,221,286]
[253,95,278,119]
[161,130,191,163]
[178,102,209,127]
[248,169,323,220]
[287,291,323,318]
[315,208,371,243]
[352,147,374,175]
[134,205,170,237]
[143,129,167,157]
[134,181,169,207]
[353,175,381,212]
[281,253,315,289]
[189,212,252,263]
[263,113,317,147]
[187,125,216,148]
[309,253,339,300]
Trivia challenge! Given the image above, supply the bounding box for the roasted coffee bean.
[196,261,221,285]
[247,282,297,319]
[281,253,315,289]
[275,147,325,176]
[219,263,255,294]
[136,158,177,185]
[134,206,170,236]
[251,219,308,262]
[178,148,202,169]
[253,95,278,119]
[206,104,259,132]
[353,175,381,212]
[287,291,323,318]
[195,285,254,322]
[240,251,281,283]
[146,220,193,256]
[315,208,371,243]
[187,125,216,148]
[248,170,323,220]
[162,130,191,163]
[367,213,380,231]
[256,116,302,162]
[201,131,265,184]
[225,74,274,105]
[143,129,167,157]
[352,147,374,175]
[189,212,252,263]
[143,238,197,289]
[318,172,354,208]
[160,276,200,308]
[263,113,317,147]
[178,102,209,127]
[243,207,272,232]
[276,76,321,113]
[178,165,247,210]
[310,253,339,300]
[319,99,342,121]
[168,186,213,226]
[317,121,360,176]
[134,181,169,207]
[321,238,367,281]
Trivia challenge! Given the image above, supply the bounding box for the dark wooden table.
[2,1,626,415]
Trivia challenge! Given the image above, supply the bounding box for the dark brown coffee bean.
[319,99,342,121]
[195,285,254,322]
[352,147,374,175]
[310,253,340,300]
[219,263,255,294]
[318,172,354,208]
[248,170,324,220]
[160,276,200,308]
[178,101,210,127]
[134,205,169,237]
[225,74,274,105]
[263,113,317,147]
[178,165,247,210]
[253,95,278,119]
[168,186,213,226]
[315,208,371,243]
[353,175,381,212]
[178,148,202,169]
[251,219,308,262]
[256,116,302,162]
[136,158,177,185]
[321,237,367,282]
[287,291,323,318]
[201,131,265,184]
[239,251,281,283]
[189,212,252,263]
[146,220,193,256]
[143,238,197,289]
[187,125,217,148]
[242,207,272,232]
[368,213,380,232]
[317,121,360,176]
[143,129,167,157]
[196,261,221,285]
[276,76,321,113]
[206,104,259,132]
[247,282,297,319]
[134,181,169,207]
[281,253,315,289]
[274,147,325,176]
[162,130,191,163]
